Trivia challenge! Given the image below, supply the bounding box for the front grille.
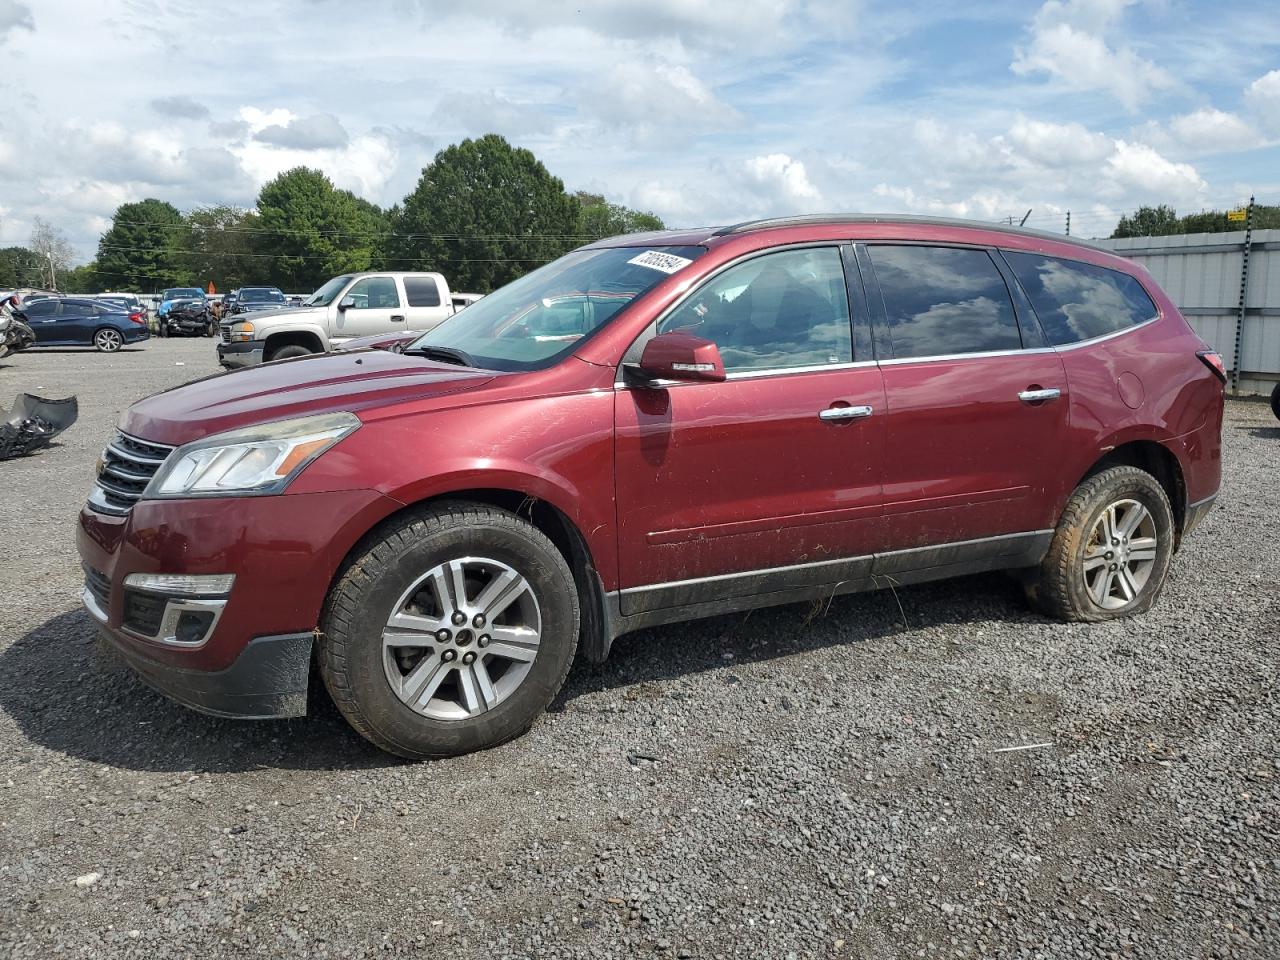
[87,432,174,516]
[220,325,231,343]
[84,565,111,611]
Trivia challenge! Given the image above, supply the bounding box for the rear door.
[402,276,453,333]
[332,276,405,339]
[613,245,886,614]
[861,243,1069,551]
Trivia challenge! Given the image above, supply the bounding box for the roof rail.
[711,213,1106,249]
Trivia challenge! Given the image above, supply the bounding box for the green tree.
[0,246,43,287]
[254,167,385,290]
[61,262,100,292]
[1111,204,1181,239]
[95,199,188,291]
[182,205,259,292]
[575,191,664,239]
[392,134,581,292]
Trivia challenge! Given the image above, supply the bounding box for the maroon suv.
[77,216,1225,758]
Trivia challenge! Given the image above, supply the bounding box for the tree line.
[1110,203,1280,239]
[1,134,663,295]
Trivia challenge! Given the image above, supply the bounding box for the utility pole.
[47,252,58,292]
[1230,195,1255,395]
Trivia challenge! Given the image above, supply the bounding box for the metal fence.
[1095,229,1280,395]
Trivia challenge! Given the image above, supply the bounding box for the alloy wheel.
[382,556,541,721]
[1082,498,1158,610]
[95,329,122,352]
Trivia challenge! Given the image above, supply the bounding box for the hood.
[228,305,322,322]
[123,348,495,446]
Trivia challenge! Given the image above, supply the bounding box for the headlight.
[229,321,255,341]
[144,412,359,498]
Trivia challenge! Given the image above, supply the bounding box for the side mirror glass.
[338,295,356,311]
[635,331,726,384]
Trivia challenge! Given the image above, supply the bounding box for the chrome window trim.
[619,529,1054,596]
[878,346,1058,366]
[615,358,879,390]
[1050,314,1159,352]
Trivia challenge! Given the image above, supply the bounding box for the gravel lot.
[1,337,1277,959]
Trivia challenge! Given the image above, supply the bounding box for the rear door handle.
[390,314,405,322]
[1018,388,1061,403]
[819,405,874,422]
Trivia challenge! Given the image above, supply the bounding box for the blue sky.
[0,0,1278,260]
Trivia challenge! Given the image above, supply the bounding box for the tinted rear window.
[404,276,441,307]
[868,245,1021,358]
[1003,252,1158,346]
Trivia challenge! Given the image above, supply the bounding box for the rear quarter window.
[404,277,441,308]
[1003,252,1158,346]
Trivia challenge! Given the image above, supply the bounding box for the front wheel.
[267,344,312,361]
[1270,382,1279,421]
[1025,465,1175,622]
[318,502,580,759]
[94,328,123,352]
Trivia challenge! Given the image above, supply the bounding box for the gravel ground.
[1,338,1277,959]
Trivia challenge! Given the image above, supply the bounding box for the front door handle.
[390,314,405,322]
[819,405,874,422]
[1018,388,1061,404]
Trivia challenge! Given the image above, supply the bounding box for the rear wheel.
[93,328,123,352]
[318,502,579,759]
[1025,466,1175,622]
[1270,381,1280,421]
[267,344,312,361]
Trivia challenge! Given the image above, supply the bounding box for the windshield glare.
[304,275,353,307]
[242,288,284,302]
[164,288,203,300]
[407,246,705,371]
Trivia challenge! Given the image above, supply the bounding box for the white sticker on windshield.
[627,250,693,274]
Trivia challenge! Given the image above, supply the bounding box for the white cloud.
[233,134,399,200]
[254,113,349,150]
[0,0,33,43]
[1011,0,1175,110]
[1006,117,1112,167]
[583,62,740,142]
[150,95,210,121]
[1168,108,1261,153]
[1245,69,1280,135]
[740,154,821,207]
[1104,140,1206,199]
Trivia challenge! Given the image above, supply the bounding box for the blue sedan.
[20,297,150,352]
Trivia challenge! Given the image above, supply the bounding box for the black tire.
[318,502,580,759]
[1270,382,1280,421]
[267,344,312,361]
[1025,465,1175,622]
[93,328,123,352]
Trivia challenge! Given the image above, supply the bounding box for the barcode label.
[627,250,694,274]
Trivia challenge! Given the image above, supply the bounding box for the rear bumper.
[217,339,265,368]
[95,622,313,719]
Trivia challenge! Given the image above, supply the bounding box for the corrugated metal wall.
[1095,229,1280,394]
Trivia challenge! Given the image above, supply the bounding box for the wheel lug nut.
[451,611,466,626]
[435,629,451,642]
[441,649,457,662]
[1105,552,1113,560]
[478,635,490,648]
[462,651,476,665]
[1109,563,1117,571]
[473,614,486,628]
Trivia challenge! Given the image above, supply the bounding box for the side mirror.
[635,331,726,383]
[338,295,356,311]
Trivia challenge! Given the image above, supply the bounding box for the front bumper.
[217,339,265,368]
[95,623,313,719]
[76,488,402,717]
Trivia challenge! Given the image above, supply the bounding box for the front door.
[614,246,886,615]
[860,243,1070,551]
[332,276,406,340]
[22,300,61,343]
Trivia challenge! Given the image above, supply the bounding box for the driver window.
[658,247,852,372]
[346,276,401,310]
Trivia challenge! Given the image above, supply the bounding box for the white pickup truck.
[217,271,474,368]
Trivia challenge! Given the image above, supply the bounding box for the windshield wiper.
[403,345,479,368]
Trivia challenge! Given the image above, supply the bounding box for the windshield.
[241,288,285,303]
[303,275,354,307]
[406,246,705,371]
[163,288,203,300]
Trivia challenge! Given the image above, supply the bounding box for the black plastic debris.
[0,394,78,461]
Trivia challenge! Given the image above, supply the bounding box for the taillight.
[128,311,146,324]
[1197,350,1227,384]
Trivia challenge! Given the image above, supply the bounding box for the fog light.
[123,573,234,596]
[175,610,216,646]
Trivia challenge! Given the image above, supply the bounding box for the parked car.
[97,292,145,315]
[228,286,287,315]
[22,296,149,351]
[217,271,477,367]
[158,287,214,337]
[78,215,1224,759]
